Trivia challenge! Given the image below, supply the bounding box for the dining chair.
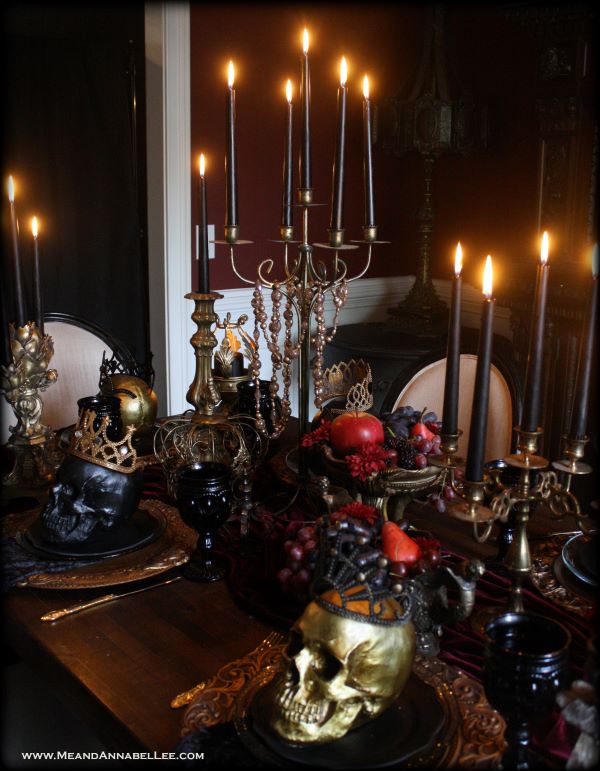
[39,313,137,432]
[381,331,523,464]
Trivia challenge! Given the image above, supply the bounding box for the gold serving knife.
[40,575,182,622]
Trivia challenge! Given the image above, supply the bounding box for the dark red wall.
[189,4,544,293]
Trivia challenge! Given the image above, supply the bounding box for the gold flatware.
[40,575,182,622]
[170,630,284,708]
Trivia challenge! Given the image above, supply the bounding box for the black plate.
[238,672,445,769]
[21,508,163,559]
[562,534,597,587]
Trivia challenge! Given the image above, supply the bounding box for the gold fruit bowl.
[319,445,443,521]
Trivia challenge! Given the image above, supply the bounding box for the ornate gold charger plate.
[530,535,595,617]
[4,499,196,589]
[180,643,506,769]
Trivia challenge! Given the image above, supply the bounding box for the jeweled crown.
[68,409,138,473]
[312,515,412,627]
[321,359,373,414]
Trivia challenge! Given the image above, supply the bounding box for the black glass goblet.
[483,612,571,771]
[176,462,232,582]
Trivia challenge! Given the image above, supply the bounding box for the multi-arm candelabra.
[219,198,386,481]
[431,422,594,616]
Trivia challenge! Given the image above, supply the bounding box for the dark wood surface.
[4,571,273,752]
[2,418,587,756]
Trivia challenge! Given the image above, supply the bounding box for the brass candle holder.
[429,429,463,471]
[154,293,266,505]
[0,321,57,488]
[185,292,224,421]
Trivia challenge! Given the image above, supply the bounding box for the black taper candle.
[300,29,311,192]
[329,58,347,233]
[198,155,209,294]
[282,80,293,228]
[466,256,495,482]
[8,177,26,327]
[363,76,375,228]
[521,233,550,432]
[570,247,598,439]
[441,244,463,436]
[32,217,43,333]
[225,61,238,230]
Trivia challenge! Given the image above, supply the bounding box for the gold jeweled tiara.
[68,409,138,473]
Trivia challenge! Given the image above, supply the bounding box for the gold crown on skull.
[68,409,138,473]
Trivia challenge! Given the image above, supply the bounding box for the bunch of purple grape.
[428,467,463,512]
[277,522,318,605]
[381,406,443,469]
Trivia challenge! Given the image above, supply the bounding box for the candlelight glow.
[483,255,493,298]
[592,243,598,278]
[7,175,15,203]
[226,328,241,353]
[32,216,39,238]
[199,154,205,177]
[455,242,463,276]
[541,231,549,264]
[340,57,347,86]
[363,75,369,99]
[228,61,235,88]
[303,28,309,54]
[286,79,292,103]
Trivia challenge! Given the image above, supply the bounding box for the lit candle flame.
[455,242,463,276]
[303,28,309,54]
[32,216,39,238]
[483,255,493,298]
[226,328,241,352]
[286,79,292,103]
[228,61,235,88]
[592,243,598,278]
[7,175,15,203]
[541,231,549,264]
[340,57,347,86]
[363,75,369,100]
[199,153,205,177]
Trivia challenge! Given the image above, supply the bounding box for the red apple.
[330,411,384,456]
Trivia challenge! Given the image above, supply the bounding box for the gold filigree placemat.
[179,641,506,768]
[530,536,595,617]
[3,499,195,589]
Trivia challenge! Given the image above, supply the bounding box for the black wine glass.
[483,612,571,771]
[176,462,232,582]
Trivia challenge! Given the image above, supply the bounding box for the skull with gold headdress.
[266,516,416,744]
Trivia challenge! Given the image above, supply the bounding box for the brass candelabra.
[220,196,387,481]
[434,421,594,618]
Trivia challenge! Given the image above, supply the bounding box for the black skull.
[41,455,143,544]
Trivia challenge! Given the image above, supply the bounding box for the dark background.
[189,2,595,293]
[2,3,148,365]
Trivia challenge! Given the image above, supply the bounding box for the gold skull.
[267,586,416,744]
[100,375,158,435]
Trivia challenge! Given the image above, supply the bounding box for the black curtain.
[2,5,149,366]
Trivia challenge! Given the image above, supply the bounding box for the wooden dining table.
[2,426,593,763]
